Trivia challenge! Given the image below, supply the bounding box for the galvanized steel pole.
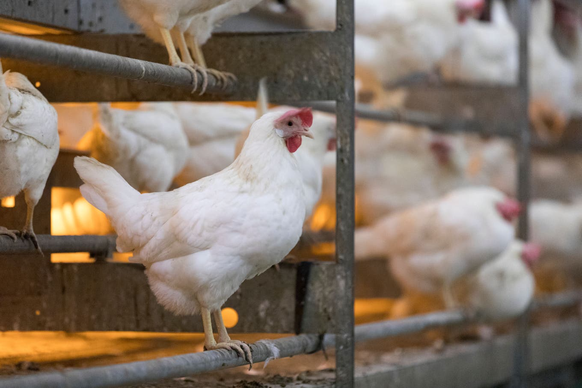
[334,0,356,386]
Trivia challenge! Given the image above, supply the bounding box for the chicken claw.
[173,62,201,94]
[205,340,253,367]
[19,229,42,255]
[206,69,236,91]
[0,226,18,241]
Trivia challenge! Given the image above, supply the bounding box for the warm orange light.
[35,81,41,87]
[0,17,70,35]
[1,196,15,208]
[221,308,239,329]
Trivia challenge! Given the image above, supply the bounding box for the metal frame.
[0,291,578,388]
[0,0,579,387]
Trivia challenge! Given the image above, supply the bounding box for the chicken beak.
[302,130,314,139]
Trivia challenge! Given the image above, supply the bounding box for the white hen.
[355,187,520,307]
[460,240,538,321]
[0,63,59,251]
[440,0,518,85]
[78,103,188,193]
[173,102,256,186]
[355,122,469,225]
[74,108,314,365]
[530,200,582,265]
[529,0,575,141]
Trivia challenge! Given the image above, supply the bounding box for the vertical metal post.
[512,0,531,387]
[334,0,355,386]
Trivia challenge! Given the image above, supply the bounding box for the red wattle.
[286,136,302,153]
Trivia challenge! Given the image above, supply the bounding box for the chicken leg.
[158,27,200,93]
[201,307,253,366]
[21,188,41,254]
[185,32,236,90]
[442,283,457,310]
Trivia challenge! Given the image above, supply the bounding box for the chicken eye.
[287,121,293,126]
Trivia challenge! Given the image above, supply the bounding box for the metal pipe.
[0,33,234,94]
[0,235,116,258]
[334,0,356,385]
[0,334,322,388]
[0,291,579,388]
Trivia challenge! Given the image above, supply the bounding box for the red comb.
[278,108,313,127]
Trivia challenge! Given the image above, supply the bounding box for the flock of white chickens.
[0,0,581,368]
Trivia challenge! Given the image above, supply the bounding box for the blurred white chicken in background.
[118,0,234,91]
[530,200,582,267]
[355,187,521,307]
[355,122,469,225]
[0,62,59,251]
[74,108,314,365]
[529,0,575,141]
[174,103,256,186]
[440,0,518,85]
[458,240,539,321]
[79,103,188,193]
[284,0,484,85]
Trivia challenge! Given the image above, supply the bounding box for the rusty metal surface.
[0,32,343,102]
[0,261,336,334]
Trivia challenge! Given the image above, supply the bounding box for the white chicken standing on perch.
[78,103,189,193]
[459,240,539,321]
[74,108,314,365]
[0,62,59,252]
[355,187,521,307]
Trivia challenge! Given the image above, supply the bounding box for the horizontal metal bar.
[0,333,323,388]
[2,291,578,388]
[292,101,515,137]
[0,235,116,257]
[2,33,343,102]
[0,33,232,94]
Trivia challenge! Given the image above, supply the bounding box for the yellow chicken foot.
[201,307,253,367]
[214,310,253,367]
[159,27,200,93]
[175,31,208,94]
[21,193,42,255]
[185,32,236,91]
[0,226,18,241]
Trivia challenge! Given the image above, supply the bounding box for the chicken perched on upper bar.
[74,108,313,366]
[0,62,59,252]
[119,0,261,91]
[118,0,229,91]
[459,240,539,321]
[355,187,520,307]
[79,103,188,193]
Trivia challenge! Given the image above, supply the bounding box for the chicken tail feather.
[74,156,139,216]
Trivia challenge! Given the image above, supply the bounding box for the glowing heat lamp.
[1,196,15,208]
